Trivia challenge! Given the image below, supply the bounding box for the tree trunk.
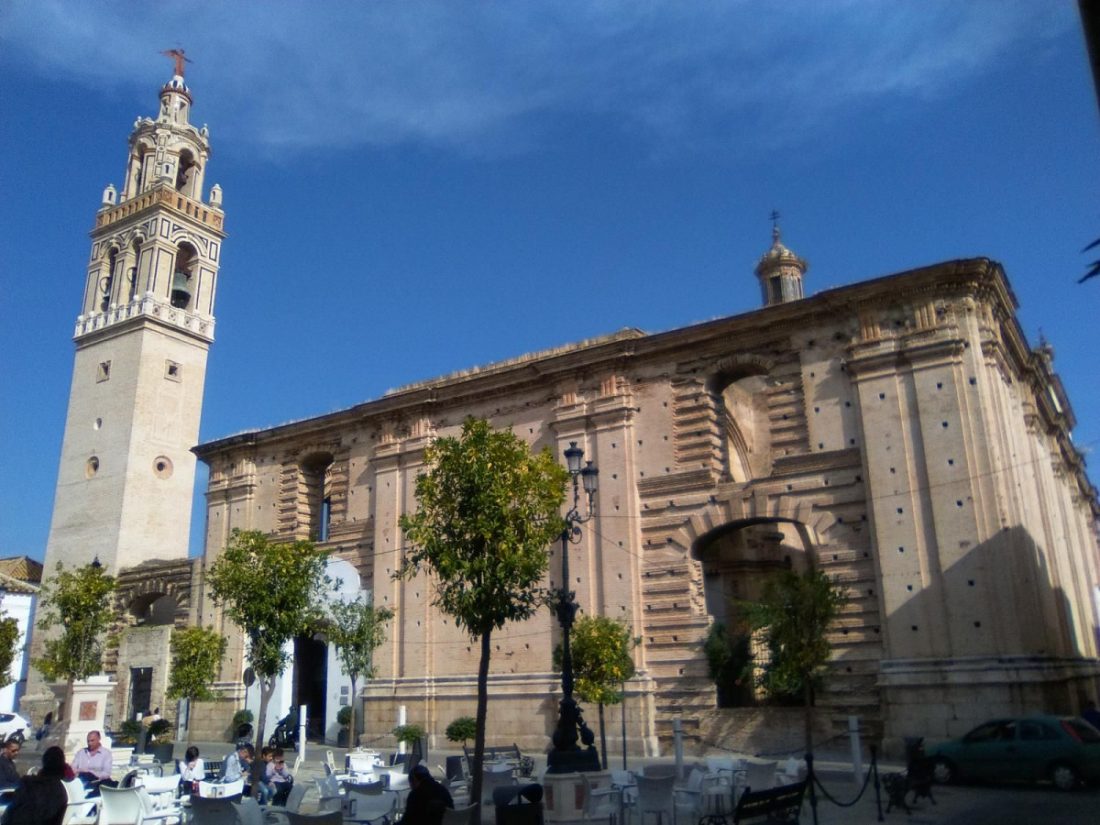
[803,680,813,757]
[598,703,608,770]
[256,675,275,749]
[470,628,492,825]
[349,674,359,749]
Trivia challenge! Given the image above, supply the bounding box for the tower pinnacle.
[754,214,807,306]
[161,48,191,77]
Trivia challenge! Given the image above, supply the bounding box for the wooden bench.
[730,779,807,824]
[464,743,522,765]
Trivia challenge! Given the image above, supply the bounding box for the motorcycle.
[268,712,299,749]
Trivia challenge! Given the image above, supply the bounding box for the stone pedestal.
[543,771,604,822]
[62,676,114,755]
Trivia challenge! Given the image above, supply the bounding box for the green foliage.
[115,720,142,746]
[739,568,846,702]
[207,529,331,745]
[445,716,477,745]
[148,717,173,741]
[327,597,393,746]
[393,723,424,745]
[167,626,227,705]
[328,599,393,684]
[0,615,20,689]
[703,621,753,707]
[398,417,567,811]
[398,417,567,638]
[337,706,352,728]
[232,709,254,728]
[33,561,118,683]
[553,615,637,707]
[208,530,331,681]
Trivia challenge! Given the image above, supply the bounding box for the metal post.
[621,681,628,771]
[298,704,307,764]
[398,705,407,755]
[673,717,684,780]
[848,715,862,786]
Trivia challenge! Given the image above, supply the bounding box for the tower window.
[85,456,100,478]
[171,243,197,309]
[101,249,118,312]
[97,361,111,382]
[319,497,332,542]
[768,276,783,303]
[153,456,174,479]
[164,360,182,382]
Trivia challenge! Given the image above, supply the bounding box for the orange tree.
[399,418,566,819]
[207,529,330,748]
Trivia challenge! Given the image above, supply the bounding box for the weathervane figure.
[770,209,782,241]
[161,48,191,77]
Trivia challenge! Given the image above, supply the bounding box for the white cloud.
[1,0,1072,157]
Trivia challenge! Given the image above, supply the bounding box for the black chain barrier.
[804,746,885,824]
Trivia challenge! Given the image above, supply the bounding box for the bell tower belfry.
[42,68,225,576]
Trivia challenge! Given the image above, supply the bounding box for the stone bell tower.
[41,68,225,579]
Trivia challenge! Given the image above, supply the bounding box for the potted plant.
[445,716,476,749]
[113,720,142,747]
[231,709,254,743]
[337,705,352,748]
[392,723,425,764]
[145,718,175,764]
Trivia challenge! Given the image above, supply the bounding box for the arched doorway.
[294,635,328,740]
[693,517,815,708]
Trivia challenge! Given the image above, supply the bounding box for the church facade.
[29,72,1100,754]
[193,240,1100,752]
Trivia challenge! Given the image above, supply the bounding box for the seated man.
[0,736,22,788]
[403,764,454,825]
[221,742,254,796]
[71,730,116,792]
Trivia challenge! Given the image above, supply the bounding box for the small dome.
[754,226,807,277]
[162,74,190,94]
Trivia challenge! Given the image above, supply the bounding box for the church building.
[192,236,1100,752]
[28,72,1100,756]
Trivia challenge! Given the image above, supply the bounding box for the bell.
[170,270,192,309]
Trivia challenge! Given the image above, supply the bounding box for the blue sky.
[1,1,1098,560]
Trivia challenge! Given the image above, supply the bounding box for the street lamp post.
[547,441,601,774]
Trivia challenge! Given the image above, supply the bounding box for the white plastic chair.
[704,756,740,787]
[582,771,622,825]
[97,786,145,824]
[610,770,637,823]
[344,783,396,824]
[634,771,675,825]
[136,773,180,809]
[61,778,99,825]
[481,764,517,808]
[739,760,778,797]
[672,765,721,825]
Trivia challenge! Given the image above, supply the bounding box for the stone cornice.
[94,183,225,237]
[193,258,1079,478]
[75,292,215,344]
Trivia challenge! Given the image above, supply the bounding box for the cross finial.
[160,48,192,77]
[770,209,782,242]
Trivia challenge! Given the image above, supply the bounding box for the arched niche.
[129,592,179,626]
[707,358,775,483]
[299,451,335,541]
[692,516,816,707]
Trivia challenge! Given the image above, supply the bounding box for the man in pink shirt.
[72,730,115,790]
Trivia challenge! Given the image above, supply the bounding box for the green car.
[927,716,1100,790]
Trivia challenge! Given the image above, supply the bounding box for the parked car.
[0,712,30,744]
[927,716,1100,790]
